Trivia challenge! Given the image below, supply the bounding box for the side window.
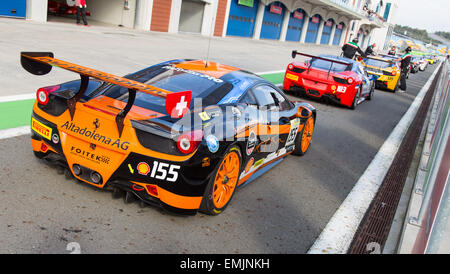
[240,89,258,105]
[252,85,276,109]
[252,85,292,111]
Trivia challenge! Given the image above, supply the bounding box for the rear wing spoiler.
[291,50,352,78]
[361,55,396,65]
[291,50,352,66]
[21,52,192,137]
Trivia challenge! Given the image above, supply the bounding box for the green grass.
[259,72,285,85]
[0,99,34,130]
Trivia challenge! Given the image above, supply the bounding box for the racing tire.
[33,150,46,159]
[199,145,242,215]
[393,78,399,93]
[367,84,375,101]
[292,116,315,156]
[350,87,361,110]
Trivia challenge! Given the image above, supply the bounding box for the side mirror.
[292,50,298,59]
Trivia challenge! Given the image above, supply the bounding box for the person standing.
[365,43,376,56]
[388,46,397,56]
[341,38,366,60]
[76,0,88,26]
[398,46,412,92]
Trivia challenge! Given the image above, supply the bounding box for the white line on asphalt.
[255,70,285,75]
[0,93,35,103]
[308,64,442,254]
[0,126,30,140]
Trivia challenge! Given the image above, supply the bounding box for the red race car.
[283,51,375,109]
[48,0,91,16]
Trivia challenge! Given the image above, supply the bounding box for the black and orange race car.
[22,52,316,215]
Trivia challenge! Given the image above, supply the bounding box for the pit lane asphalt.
[0,18,438,253]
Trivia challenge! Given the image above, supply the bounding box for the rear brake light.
[177,130,203,154]
[347,77,354,84]
[145,185,158,196]
[36,85,60,105]
[37,89,49,105]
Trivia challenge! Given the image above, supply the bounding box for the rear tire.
[293,116,315,156]
[33,150,45,159]
[350,87,361,109]
[199,145,242,215]
[393,78,399,93]
[367,84,374,101]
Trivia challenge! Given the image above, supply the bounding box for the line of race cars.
[21,49,438,216]
[284,51,437,104]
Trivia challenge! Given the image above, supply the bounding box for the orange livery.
[22,52,316,215]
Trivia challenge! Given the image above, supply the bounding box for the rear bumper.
[368,73,399,91]
[283,73,356,107]
[30,111,206,215]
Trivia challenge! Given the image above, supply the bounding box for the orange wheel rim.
[301,117,314,152]
[212,151,240,209]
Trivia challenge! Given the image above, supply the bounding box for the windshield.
[364,58,392,68]
[101,64,230,113]
[309,58,350,72]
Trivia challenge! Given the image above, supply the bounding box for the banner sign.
[293,11,303,20]
[326,20,333,27]
[270,4,282,14]
[311,16,319,24]
[337,23,343,30]
[238,0,254,7]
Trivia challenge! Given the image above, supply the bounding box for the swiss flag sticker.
[165,90,192,118]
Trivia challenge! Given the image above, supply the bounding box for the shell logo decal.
[137,162,151,175]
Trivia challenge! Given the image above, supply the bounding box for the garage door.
[320,19,334,44]
[179,0,205,33]
[260,2,285,40]
[0,0,26,18]
[226,0,259,37]
[333,23,344,45]
[305,14,321,43]
[286,9,305,42]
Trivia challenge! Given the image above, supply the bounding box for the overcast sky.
[393,0,450,33]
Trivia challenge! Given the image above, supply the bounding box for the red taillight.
[37,89,49,105]
[145,185,158,196]
[177,130,203,154]
[36,85,60,105]
[347,77,354,84]
[41,143,48,153]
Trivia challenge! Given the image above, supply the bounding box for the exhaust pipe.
[90,171,102,185]
[72,164,82,176]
